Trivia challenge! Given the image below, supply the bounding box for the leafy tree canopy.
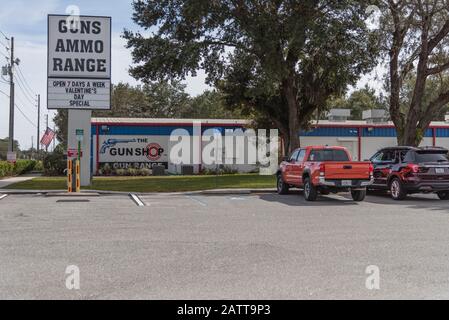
[124,0,380,152]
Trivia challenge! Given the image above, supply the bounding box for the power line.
[0,88,9,97]
[14,72,36,101]
[14,74,37,106]
[15,93,36,111]
[0,39,8,50]
[15,103,37,128]
[16,65,37,96]
[0,50,8,60]
[0,29,9,40]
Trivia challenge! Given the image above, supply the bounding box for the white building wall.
[436,138,449,149]
[300,136,360,161]
[420,137,434,147]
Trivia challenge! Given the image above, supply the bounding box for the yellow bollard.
[67,159,73,193]
[75,160,81,193]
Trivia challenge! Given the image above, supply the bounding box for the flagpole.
[45,114,49,153]
[53,126,56,152]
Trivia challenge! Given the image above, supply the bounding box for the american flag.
[40,127,56,147]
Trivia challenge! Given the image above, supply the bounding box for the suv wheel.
[303,177,318,201]
[277,174,289,195]
[390,178,407,200]
[437,191,449,200]
[351,189,366,202]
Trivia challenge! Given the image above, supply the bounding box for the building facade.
[90,118,449,175]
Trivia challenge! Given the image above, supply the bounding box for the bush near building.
[0,160,38,178]
[43,149,66,176]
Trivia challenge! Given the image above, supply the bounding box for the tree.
[53,109,68,146]
[180,90,245,119]
[0,138,20,160]
[326,86,387,120]
[380,0,449,145]
[400,74,449,121]
[124,0,379,153]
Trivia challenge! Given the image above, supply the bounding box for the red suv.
[369,147,449,200]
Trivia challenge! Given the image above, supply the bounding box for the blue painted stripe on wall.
[301,127,359,137]
[89,124,443,139]
[436,128,449,137]
[302,127,434,138]
[91,125,246,136]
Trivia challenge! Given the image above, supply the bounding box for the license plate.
[436,168,445,174]
[341,180,352,186]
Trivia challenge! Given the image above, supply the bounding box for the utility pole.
[37,94,40,157]
[8,37,15,153]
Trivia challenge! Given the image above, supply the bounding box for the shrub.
[139,168,151,176]
[0,161,14,178]
[101,164,112,176]
[43,149,66,176]
[0,160,38,178]
[34,161,44,172]
[126,168,138,176]
[14,160,37,175]
[115,168,126,176]
[201,166,238,175]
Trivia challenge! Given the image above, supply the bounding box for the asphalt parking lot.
[1,191,449,299]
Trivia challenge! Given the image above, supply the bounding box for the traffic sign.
[76,129,84,142]
[67,149,83,158]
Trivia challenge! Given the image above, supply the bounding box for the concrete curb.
[0,188,277,196]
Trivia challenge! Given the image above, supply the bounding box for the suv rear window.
[414,152,449,163]
[308,149,350,162]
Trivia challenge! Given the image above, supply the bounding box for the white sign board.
[47,15,111,110]
[98,136,169,169]
[6,152,16,163]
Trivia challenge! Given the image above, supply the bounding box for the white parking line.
[129,194,145,207]
[0,194,7,201]
[185,195,207,207]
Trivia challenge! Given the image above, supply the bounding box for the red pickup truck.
[277,146,374,201]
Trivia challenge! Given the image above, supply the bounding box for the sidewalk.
[0,174,41,189]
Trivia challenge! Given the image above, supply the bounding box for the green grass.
[3,174,276,193]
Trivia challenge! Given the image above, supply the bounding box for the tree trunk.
[282,77,300,154]
[397,123,422,147]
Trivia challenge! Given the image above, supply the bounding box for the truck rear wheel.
[303,177,318,201]
[351,189,366,202]
[277,174,289,195]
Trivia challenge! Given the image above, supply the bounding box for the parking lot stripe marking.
[185,195,207,207]
[0,194,7,201]
[129,194,145,207]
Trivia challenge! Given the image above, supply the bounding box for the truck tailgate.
[324,162,371,180]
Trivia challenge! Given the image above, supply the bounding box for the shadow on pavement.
[358,190,449,212]
[258,189,359,207]
[258,189,449,212]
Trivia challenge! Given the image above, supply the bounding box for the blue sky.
[0,0,209,150]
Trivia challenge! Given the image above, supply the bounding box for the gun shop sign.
[47,15,111,110]
[98,136,169,169]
